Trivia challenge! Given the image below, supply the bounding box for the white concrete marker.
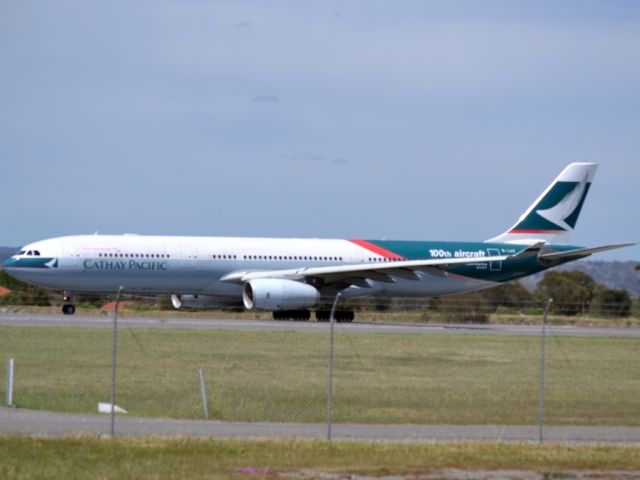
[98,402,127,414]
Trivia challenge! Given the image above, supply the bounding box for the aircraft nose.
[1,257,18,270]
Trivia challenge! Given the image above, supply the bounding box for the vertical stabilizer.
[487,163,598,245]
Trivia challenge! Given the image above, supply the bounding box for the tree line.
[357,270,635,321]
[0,269,636,320]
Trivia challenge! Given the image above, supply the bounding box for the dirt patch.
[100,301,135,312]
[279,470,640,480]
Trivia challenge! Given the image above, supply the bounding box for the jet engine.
[171,294,240,310]
[242,279,320,311]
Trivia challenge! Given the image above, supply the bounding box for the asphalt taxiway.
[2,407,640,443]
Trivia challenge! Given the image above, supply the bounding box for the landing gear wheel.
[272,310,311,321]
[62,304,76,315]
[315,310,354,322]
[337,310,354,323]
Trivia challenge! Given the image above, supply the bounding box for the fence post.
[539,297,553,443]
[199,368,209,420]
[110,286,124,437]
[326,293,341,441]
[6,358,14,407]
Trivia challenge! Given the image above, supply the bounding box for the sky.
[1,1,639,260]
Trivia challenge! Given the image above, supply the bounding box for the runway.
[0,311,639,338]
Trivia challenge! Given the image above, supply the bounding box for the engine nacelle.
[242,279,320,311]
[171,294,239,310]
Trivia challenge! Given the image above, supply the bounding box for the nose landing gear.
[62,304,76,315]
[62,292,76,315]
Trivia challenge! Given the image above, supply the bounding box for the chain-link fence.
[1,301,639,441]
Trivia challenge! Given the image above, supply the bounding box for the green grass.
[0,326,639,425]
[1,437,639,479]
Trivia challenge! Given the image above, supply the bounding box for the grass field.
[1,437,640,480]
[0,325,638,425]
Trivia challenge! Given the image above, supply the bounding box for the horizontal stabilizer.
[539,243,635,261]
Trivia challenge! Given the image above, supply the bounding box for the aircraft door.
[179,245,195,269]
[486,248,502,272]
[61,243,81,268]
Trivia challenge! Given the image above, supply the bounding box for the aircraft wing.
[220,242,546,286]
[220,253,511,286]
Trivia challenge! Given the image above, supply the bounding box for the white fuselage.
[3,234,495,302]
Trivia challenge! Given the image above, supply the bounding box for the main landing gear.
[271,310,355,322]
[62,291,76,315]
[272,310,311,321]
[315,310,354,323]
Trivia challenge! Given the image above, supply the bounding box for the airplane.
[1,163,633,321]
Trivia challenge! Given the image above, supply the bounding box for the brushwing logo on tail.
[535,173,589,232]
[511,177,591,233]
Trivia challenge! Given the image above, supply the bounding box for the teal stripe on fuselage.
[2,257,56,269]
[364,240,580,283]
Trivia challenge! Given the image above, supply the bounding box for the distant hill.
[0,247,18,264]
[521,260,640,297]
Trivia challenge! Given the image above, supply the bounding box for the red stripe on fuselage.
[348,239,404,260]
[509,229,565,234]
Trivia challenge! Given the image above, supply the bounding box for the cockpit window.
[19,249,41,256]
